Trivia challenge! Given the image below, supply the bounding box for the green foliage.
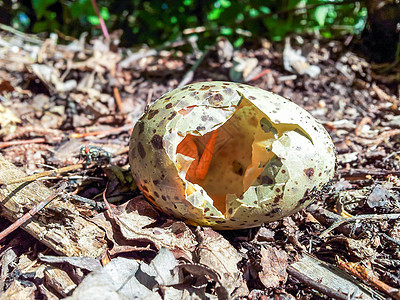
[5,0,367,48]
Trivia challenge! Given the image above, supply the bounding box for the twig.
[69,194,105,209]
[0,24,44,45]
[383,151,400,162]
[287,265,348,300]
[355,116,372,136]
[371,129,400,146]
[178,48,210,88]
[248,68,271,82]
[0,137,62,149]
[0,181,67,241]
[0,164,84,187]
[118,49,158,68]
[69,123,134,138]
[307,204,356,237]
[0,154,107,256]
[146,88,153,105]
[320,213,400,238]
[114,145,129,156]
[90,0,109,40]
[336,256,400,300]
[113,86,124,113]
[337,168,400,180]
[380,232,400,247]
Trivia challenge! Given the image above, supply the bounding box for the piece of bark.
[0,154,107,257]
[288,253,384,300]
[38,284,60,300]
[0,280,37,300]
[44,266,77,297]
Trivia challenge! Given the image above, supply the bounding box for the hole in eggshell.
[175,96,312,214]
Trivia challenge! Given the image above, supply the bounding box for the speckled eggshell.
[129,81,335,230]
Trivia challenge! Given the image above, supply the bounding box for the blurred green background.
[1,0,367,47]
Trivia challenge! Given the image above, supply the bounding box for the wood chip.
[0,154,107,257]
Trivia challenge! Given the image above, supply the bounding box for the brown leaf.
[326,236,378,260]
[176,263,229,299]
[91,196,197,260]
[194,227,249,298]
[258,245,288,289]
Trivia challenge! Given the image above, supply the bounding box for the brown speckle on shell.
[137,142,146,159]
[274,195,282,203]
[304,168,314,178]
[151,134,163,149]
[168,111,177,120]
[147,109,159,120]
[212,93,223,104]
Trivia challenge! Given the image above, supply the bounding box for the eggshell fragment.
[129,81,335,230]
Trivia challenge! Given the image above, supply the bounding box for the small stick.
[320,213,400,238]
[0,137,62,149]
[178,48,210,88]
[355,116,372,136]
[146,88,153,106]
[372,129,400,146]
[0,181,67,241]
[69,194,105,209]
[113,86,124,113]
[70,124,134,139]
[287,265,348,300]
[0,164,84,187]
[0,24,43,45]
[336,256,400,300]
[90,0,109,40]
[248,68,271,82]
[113,145,129,156]
[337,168,400,180]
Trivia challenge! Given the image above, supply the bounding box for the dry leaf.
[327,236,378,260]
[65,248,180,300]
[258,245,288,288]
[195,227,249,298]
[91,196,197,260]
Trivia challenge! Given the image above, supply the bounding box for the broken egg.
[129,82,335,229]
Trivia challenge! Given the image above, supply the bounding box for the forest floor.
[1,27,400,299]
